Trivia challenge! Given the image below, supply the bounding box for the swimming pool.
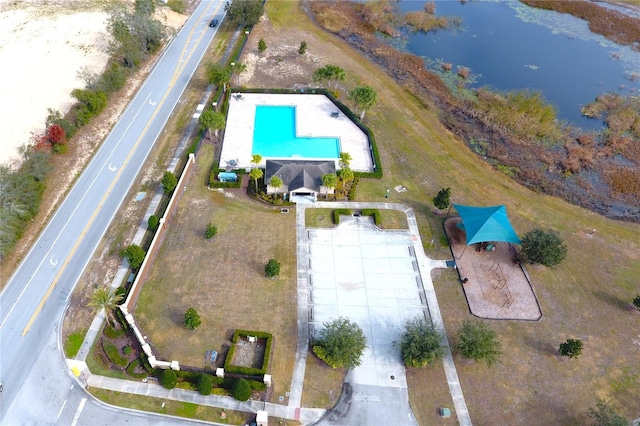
[252,106,340,158]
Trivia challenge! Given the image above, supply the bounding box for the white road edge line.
[56,398,68,422]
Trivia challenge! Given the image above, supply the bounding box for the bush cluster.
[348,177,359,200]
[160,369,177,389]
[333,209,352,224]
[360,208,381,225]
[102,341,129,367]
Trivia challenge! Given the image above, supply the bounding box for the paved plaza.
[307,216,430,389]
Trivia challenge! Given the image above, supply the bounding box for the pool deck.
[219,93,374,172]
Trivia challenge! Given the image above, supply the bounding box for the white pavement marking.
[56,398,67,422]
[70,398,86,426]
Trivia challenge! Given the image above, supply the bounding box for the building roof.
[265,160,336,192]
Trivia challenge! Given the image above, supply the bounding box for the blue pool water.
[252,106,340,158]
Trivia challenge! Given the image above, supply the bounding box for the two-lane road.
[1,0,225,422]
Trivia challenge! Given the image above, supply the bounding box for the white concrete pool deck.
[219,93,374,172]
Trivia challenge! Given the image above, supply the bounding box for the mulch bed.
[444,217,542,321]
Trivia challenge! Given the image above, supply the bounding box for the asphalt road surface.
[0,0,225,422]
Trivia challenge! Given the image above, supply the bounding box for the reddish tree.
[46,124,66,146]
[31,132,51,152]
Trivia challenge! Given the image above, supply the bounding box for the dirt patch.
[231,337,267,369]
[444,217,542,321]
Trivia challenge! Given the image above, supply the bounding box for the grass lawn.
[243,1,640,424]
[135,143,298,402]
[300,352,345,409]
[90,389,249,424]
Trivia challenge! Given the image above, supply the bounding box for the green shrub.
[123,346,132,356]
[232,378,252,401]
[247,380,267,391]
[103,324,125,339]
[197,374,213,395]
[126,359,149,379]
[103,342,128,367]
[115,285,127,301]
[98,63,127,94]
[360,209,381,225]
[162,171,178,195]
[122,244,145,269]
[333,208,352,224]
[348,178,359,200]
[205,223,217,239]
[148,215,159,230]
[160,369,177,389]
[175,370,202,382]
[184,308,202,330]
[264,258,281,278]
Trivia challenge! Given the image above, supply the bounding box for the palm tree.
[88,287,124,326]
[251,154,262,168]
[339,152,352,168]
[269,176,283,197]
[231,62,247,86]
[339,167,354,187]
[322,173,337,199]
[249,167,263,193]
[199,110,225,139]
[206,63,231,93]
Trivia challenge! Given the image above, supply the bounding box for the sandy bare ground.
[0,1,188,167]
[0,2,109,166]
[444,216,542,321]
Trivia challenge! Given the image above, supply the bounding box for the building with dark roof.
[264,160,336,201]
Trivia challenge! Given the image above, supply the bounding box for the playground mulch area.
[444,217,542,321]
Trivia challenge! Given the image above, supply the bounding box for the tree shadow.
[593,289,631,311]
[168,306,185,327]
[523,336,558,357]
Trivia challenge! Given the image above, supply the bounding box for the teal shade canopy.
[453,204,521,245]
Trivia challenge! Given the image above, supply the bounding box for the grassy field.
[242,1,640,424]
[135,143,298,401]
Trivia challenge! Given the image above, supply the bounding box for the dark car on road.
[209,18,218,27]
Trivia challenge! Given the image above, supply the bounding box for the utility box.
[256,410,268,426]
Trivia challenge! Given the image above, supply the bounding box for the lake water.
[399,1,640,130]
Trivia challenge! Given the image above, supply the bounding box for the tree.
[232,378,252,401]
[184,308,202,330]
[433,187,451,210]
[160,369,177,389]
[339,167,354,187]
[251,154,262,168]
[520,228,567,267]
[199,109,225,138]
[558,338,583,359]
[206,63,231,93]
[339,152,352,168]
[265,258,281,278]
[348,85,378,119]
[162,171,178,195]
[322,173,337,199]
[632,295,640,311]
[205,223,217,239]
[587,399,628,426]
[88,287,124,326]
[122,244,145,269]
[231,62,247,85]
[197,373,213,395]
[258,38,267,54]
[312,317,367,369]
[298,40,307,55]
[135,0,156,16]
[455,319,502,366]
[147,214,159,230]
[312,64,346,90]
[398,317,444,367]
[269,175,283,195]
[225,0,264,26]
[249,167,263,192]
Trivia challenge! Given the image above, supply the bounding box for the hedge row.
[208,167,244,188]
[224,330,273,376]
[348,177,359,201]
[333,209,352,224]
[360,208,381,226]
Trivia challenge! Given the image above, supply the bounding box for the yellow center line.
[21,4,219,336]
